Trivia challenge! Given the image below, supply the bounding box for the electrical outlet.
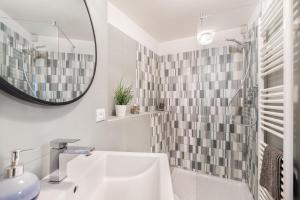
[96,108,106,122]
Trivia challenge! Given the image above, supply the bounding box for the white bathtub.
[172,168,253,200]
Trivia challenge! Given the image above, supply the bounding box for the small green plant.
[114,81,133,105]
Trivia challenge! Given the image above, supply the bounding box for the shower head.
[226,39,243,46]
[226,38,249,50]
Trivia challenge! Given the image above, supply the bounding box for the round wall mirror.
[0,0,97,105]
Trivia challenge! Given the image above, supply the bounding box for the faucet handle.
[50,138,80,149]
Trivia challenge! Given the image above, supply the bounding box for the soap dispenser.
[0,149,40,200]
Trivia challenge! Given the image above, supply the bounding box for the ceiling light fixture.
[197,12,215,45]
[197,30,216,45]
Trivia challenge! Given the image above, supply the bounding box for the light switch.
[96,108,106,122]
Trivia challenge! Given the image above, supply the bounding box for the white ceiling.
[109,0,258,42]
[0,0,94,41]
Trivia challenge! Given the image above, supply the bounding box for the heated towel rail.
[258,0,293,199]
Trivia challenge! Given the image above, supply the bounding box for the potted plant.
[114,81,133,117]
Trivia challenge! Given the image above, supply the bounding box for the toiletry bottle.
[0,149,40,200]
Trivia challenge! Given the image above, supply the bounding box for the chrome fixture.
[52,21,76,51]
[225,39,247,49]
[49,139,94,183]
[225,30,258,128]
[225,38,243,46]
[5,149,33,178]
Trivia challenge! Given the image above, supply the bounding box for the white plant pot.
[115,105,127,117]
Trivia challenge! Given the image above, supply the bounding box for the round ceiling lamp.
[197,30,215,45]
[197,12,215,45]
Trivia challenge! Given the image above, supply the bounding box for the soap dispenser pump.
[0,149,40,200]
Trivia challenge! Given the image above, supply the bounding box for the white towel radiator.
[258,0,294,199]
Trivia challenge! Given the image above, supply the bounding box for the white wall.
[107,24,137,115]
[248,4,260,27]
[107,2,159,53]
[0,0,151,179]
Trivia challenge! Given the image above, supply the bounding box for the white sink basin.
[38,151,174,200]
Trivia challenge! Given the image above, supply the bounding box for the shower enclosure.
[136,0,295,198]
[137,24,259,200]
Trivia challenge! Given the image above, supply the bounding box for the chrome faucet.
[49,139,94,183]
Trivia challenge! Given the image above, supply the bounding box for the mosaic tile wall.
[136,44,160,112]
[29,51,95,102]
[0,22,31,93]
[150,111,171,154]
[0,21,95,103]
[138,41,258,197]
[158,47,249,181]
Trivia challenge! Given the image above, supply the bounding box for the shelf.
[106,111,168,122]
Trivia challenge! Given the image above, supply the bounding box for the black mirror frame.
[0,0,97,106]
